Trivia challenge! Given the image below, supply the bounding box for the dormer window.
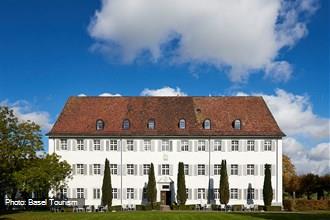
[96,119,104,130]
[233,119,241,130]
[148,119,155,129]
[179,119,186,129]
[203,119,211,129]
[123,119,130,129]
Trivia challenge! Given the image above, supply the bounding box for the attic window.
[148,119,155,129]
[123,119,130,129]
[203,119,211,129]
[233,119,241,130]
[96,119,104,130]
[179,119,186,129]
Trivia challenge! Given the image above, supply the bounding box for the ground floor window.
[127,188,134,199]
[214,189,219,200]
[247,188,255,200]
[93,188,100,199]
[112,188,118,199]
[197,188,206,200]
[77,188,84,199]
[230,188,238,199]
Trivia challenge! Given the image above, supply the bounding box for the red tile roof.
[47,96,285,137]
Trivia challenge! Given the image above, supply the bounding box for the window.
[110,139,118,151]
[179,119,186,129]
[60,139,67,150]
[264,140,272,151]
[161,140,170,151]
[60,188,68,199]
[203,119,211,129]
[127,140,134,151]
[181,140,189,151]
[161,164,170,175]
[214,189,219,200]
[214,140,221,151]
[110,164,118,175]
[198,164,205,175]
[77,139,84,151]
[233,119,241,130]
[77,188,84,199]
[231,164,238,175]
[198,140,206,151]
[143,164,150,175]
[147,119,155,129]
[127,164,134,175]
[123,119,130,129]
[96,119,104,130]
[144,140,151,151]
[247,188,255,200]
[214,164,221,175]
[184,164,189,175]
[127,188,134,199]
[231,140,239,151]
[93,188,100,199]
[93,164,101,175]
[230,188,238,199]
[247,164,255,175]
[197,188,206,199]
[112,188,118,199]
[94,139,101,151]
[77,164,84,175]
[186,188,190,200]
[247,140,255,151]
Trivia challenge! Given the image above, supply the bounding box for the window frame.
[93,188,100,199]
[230,188,238,199]
[197,140,206,151]
[233,119,241,130]
[127,164,134,175]
[110,139,118,151]
[161,164,170,175]
[77,164,84,175]
[181,140,189,151]
[214,140,221,151]
[231,164,238,175]
[77,139,84,151]
[214,164,221,175]
[96,119,104,131]
[203,119,211,129]
[144,140,151,151]
[110,164,118,175]
[179,119,186,129]
[77,188,84,199]
[197,164,206,175]
[231,140,239,151]
[247,140,255,151]
[93,164,101,175]
[122,119,130,129]
[127,140,134,151]
[93,139,101,151]
[264,140,272,151]
[147,119,155,129]
[60,139,67,150]
[197,188,206,199]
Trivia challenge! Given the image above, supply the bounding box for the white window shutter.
[123,188,127,200]
[158,141,162,152]
[193,140,198,152]
[271,140,276,152]
[122,140,126,152]
[84,188,88,199]
[84,164,87,175]
[122,164,126,176]
[151,140,156,152]
[89,164,93,175]
[188,189,192,200]
[133,140,137,152]
[205,140,209,152]
[138,188,142,200]
[271,164,275,176]
[255,189,259,200]
[100,140,105,151]
[189,165,193,176]
[194,165,198,176]
[210,140,214,152]
[210,164,214,176]
[101,164,105,175]
[83,139,87,151]
[158,165,161,176]
[72,188,77,199]
[260,188,263,200]
[169,140,173,152]
[117,140,121,152]
[177,140,181,152]
[139,165,143,176]
[134,165,138,176]
[239,189,242,200]
[170,165,173,176]
[254,164,258,176]
[194,189,197,200]
[243,189,247,200]
[254,140,259,152]
[260,140,264,151]
[67,139,72,151]
[227,163,231,176]
[72,139,76,151]
[260,164,264,176]
[221,140,226,152]
[55,139,60,151]
[72,164,76,175]
[242,165,246,176]
[238,140,243,152]
[227,141,232,152]
[205,165,209,176]
[139,140,144,152]
[239,165,243,176]
[89,140,93,151]
[117,165,121,176]
[118,189,121,200]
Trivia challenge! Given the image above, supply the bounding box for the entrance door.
[161,191,167,205]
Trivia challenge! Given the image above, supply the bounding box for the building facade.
[48,96,285,207]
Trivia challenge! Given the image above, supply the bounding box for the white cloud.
[99,92,122,97]
[243,89,329,139]
[77,93,87,97]
[88,0,318,82]
[283,138,330,175]
[140,86,187,96]
[0,100,53,132]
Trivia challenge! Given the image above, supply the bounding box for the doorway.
[160,191,171,205]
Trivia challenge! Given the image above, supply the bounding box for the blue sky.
[0,0,329,175]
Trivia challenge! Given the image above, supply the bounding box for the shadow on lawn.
[241,212,330,220]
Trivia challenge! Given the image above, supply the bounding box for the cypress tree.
[101,158,112,210]
[219,160,229,207]
[263,164,273,208]
[177,162,187,206]
[147,163,157,209]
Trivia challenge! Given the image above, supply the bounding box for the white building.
[48,96,284,207]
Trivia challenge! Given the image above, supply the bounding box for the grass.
[1,211,330,220]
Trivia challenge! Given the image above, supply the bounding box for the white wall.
[48,137,282,207]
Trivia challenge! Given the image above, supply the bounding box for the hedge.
[283,199,330,211]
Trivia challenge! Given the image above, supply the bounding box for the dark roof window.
[148,119,155,129]
[123,119,130,129]
[179,119,186,129]
[203,119,211,129]
[96,119,104,130]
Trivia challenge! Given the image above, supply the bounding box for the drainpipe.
[208,136,211,204]
[120,136,123,208]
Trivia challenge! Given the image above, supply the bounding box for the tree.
[177,162,187,206]
[317,174,330,200]
[299,173,318,200]
[263,164,273,207]
[219,160,229,207]
[101,158,112,210]
[147,163,157,209]
[0,106,43,210]
[283,154,299,197]
[13,153,71,200]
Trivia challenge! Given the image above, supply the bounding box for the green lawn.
[1,211,329,220]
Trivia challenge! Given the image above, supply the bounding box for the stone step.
[160,205,171,211]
